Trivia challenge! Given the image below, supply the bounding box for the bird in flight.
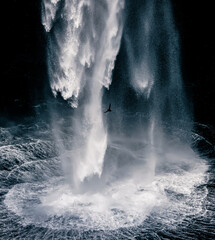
[104,103,111,113]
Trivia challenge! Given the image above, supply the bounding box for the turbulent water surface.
[0,0,215,239]
[0,120,214,239]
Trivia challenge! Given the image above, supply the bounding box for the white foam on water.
[4,158,208,231]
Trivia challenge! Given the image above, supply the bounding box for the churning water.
[0,120,214,239]
[0,0,215,239]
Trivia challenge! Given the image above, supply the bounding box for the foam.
[4,159,208,231]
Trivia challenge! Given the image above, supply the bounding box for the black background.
[172,0,215,127]
[1,0,215,127]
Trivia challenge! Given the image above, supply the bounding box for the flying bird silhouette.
[104,104,111,113]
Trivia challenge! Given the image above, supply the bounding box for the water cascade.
[42,0,125,189]
[41,0,195,193]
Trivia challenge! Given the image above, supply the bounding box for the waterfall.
[1,1,210,236]
[42,0,124,188]
[42,0,192,190]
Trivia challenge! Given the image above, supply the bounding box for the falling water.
[42,0,124,188]
[41,0,196,191]
[40,0,199,204]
